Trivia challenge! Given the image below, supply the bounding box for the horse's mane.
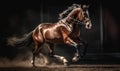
[58,4,81,19]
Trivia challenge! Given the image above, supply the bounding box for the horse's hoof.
[31,62,36,67]
[64,62,70,66]
[72,56,80,62]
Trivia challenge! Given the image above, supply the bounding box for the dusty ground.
[0,65,120,71]
[0,46,120,71]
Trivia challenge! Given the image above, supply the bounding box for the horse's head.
[67,4,92,29]
[80,5,92,29]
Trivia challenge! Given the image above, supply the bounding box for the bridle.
[67,9,91,26]
[69,17,84,24]
[67,17,90,25]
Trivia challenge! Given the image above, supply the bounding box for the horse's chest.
[70,29,80,37]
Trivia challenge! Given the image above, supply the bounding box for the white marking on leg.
[60,56,68,63]
[72,55,80,62]
[31,60,33,64]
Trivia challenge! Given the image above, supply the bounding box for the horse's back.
[38,23,57,28]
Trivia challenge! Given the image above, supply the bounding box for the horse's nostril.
[87,24,90,27]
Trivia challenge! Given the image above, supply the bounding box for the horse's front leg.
[73,37,88,58]
[65,37,80,62]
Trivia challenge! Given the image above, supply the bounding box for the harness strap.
[67,17,84,25]
[60,19,73,32]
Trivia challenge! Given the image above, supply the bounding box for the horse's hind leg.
[47,43,54,57]
[47,43,69,66]
[53,55,69,66]
[31,43,38,67]
[31,42,43,67]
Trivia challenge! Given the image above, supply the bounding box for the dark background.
[0,0,120,65]
[102,0,120,52]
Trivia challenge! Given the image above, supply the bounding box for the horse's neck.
[65,17,80,32]
[73,22,80,30]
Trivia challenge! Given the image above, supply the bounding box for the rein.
[68,17,84,25]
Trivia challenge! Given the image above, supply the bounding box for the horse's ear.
[82,5,89,9]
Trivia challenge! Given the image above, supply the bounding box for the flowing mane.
[59,4,81,19]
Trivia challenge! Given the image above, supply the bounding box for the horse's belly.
[48,38,64,44]
[44,30,64,43]
[46,37,64,44]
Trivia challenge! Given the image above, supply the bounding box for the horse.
[7,4,92,66]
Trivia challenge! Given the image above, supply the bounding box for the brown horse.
[7,4,92,66]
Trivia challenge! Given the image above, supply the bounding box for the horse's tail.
[7,32,33,48]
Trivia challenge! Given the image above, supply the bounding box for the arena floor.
[0,65,120,71]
